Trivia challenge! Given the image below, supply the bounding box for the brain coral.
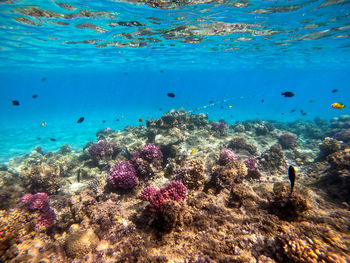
[64,230,99,258]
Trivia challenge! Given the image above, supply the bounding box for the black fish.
[261,99,264,103]
[12,100,20,106]
[290,109,296,113]
[42,77,46,82]
[167,92,175,98]
[37,137,41,140]
[288,165,296,193]
[159,108,162,111]
[300,110,307,116]
[332,89,338,93]
[116,118,120,122]
[160,70,164,73]
[50,138,56,141]
[102,120,106,123]
[32,94,38,99]
[77,117,85,123]
[282,92,295,97]
[209,100,214,104]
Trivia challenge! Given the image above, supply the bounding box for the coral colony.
[1,110,350,262]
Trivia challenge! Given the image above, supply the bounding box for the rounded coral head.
[109,161,138,190]
[219,149,237,165]
[140,143,163,162]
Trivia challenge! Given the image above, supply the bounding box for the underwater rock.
[278,133,297,149]
[227,136,258,155]
[268,182,309,220]
[173,159,205,190]
[226,184,259,209]
[334,128,350,143]
[58,144,72,155]
[211,160,247,191]
[258,144,285,172]
[64,229,99,258]
[330,115,350,129]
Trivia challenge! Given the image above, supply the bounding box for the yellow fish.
[229,105,233,109]
[41,122,46,127]
[331,102,345,109]
[191,148,195,154]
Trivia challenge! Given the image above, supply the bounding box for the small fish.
[139,118,143,122]
[300,110,307,116]
[12,100,20,106]
[41,122,46,127]
[167,92,175,98]
[116,118,120,122]
[159,108,162,111]
[220,106,224,109]
[290,109,296,113]
[77,117,85,123]
[32,94,38,99]
[281,113,285,115]
[282,92,295,98]
[102,120,106,123]
[288,165,296,193]
[191,148,195,154]
[331,89,338,93]
[160,70,164,73]
[229,105,233,109]
[37,137,41,140]
[50,138,56,141]
[42,77,46,82]
[122,116,125,119]
[331,102,345,109]
[261,99,264,103]
[209,100,214,104]
[309,100,315,103]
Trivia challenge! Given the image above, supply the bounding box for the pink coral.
[244,157,258,171]
[109,161,138,190]
[140,180,187,217]
[21,192,55,228]
[88,139,114,161]
[219,149,237,165]
[140,143,163,163]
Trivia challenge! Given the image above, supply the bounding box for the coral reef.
[1,110,350,262]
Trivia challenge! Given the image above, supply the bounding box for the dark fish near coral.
[300,110,307,116]
[288,165,296,193]
[167,92,175,98]
[282,92,295,97]
[32,94,38,99]
[290,109,296,113]
[50,138,56,141]
[209,100,214,104]
[332,89,338,93]
[12,100,20,106]
[77,117,85,123]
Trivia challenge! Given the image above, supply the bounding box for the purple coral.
[88,140,114,161]
[109,161,138,190]
[212,121,228,132]
[278,133,297,149]
[21,192,56,228]
[219,149,237,165]
[244,157,258,172]
[140,143,163,163]
[139,180,187,217]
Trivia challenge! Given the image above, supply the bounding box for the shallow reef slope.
[0,110,350,262]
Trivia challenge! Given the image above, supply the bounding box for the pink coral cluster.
[88,139,114,161]
[139,143,163,164]
[219,149,237,165]
[139,180,187,217]
[109,161,138,190]
[244,157,258,171]
[21,192,56,228]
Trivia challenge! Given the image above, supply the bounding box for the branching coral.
[109,161,138,190]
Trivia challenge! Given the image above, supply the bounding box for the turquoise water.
[0,0,350,162]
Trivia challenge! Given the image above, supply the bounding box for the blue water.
[0,0,350,162]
